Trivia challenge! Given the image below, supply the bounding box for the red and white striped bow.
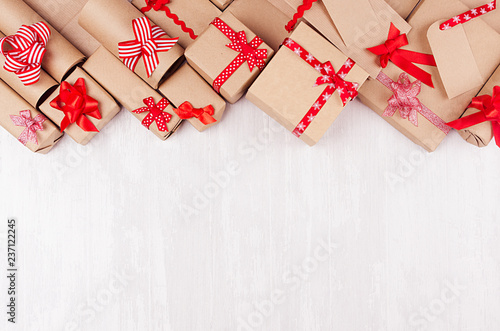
[118,17,178,78]
[10,110,46,145]
[0,22,51,86]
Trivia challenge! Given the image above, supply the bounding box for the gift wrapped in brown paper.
[0,79,62,153]
[211,0,234,10]
[83,47,182,140]
[158,63,226,132]
[131,0,221,49]
[247,23,369,146]
[0,0,85,83]
[384,0,422,18]
[185,11,274,104]
[79,0,184,90]
[39,67,121,145]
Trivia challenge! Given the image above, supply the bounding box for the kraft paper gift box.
[79,0,185,90]
[211,0,234,10]
[158,63,226,132]
[39,67,121,145]
[384,0,422,18]
[0,79,63,153]
[185,11,274,104]
[83,47,183,140]
[247,22,369,146]
[357,0,500,152]
[131,0,221,49]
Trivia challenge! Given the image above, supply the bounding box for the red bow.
[285,0,318,32]
[367,23,436,88]
[133,97,172,132]
[447,86,500,147]
[314,60,358,106]
[173,102,216,125]
[118,17,179,78]
[10,110,46,145]
[0,22,51,86]
[50,78,101,132]
[141,0,197,40]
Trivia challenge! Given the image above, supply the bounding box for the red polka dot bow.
[173,102,216,125]
[0,22,51,86]
[10,110,46,145]
[133,97,172,132]
[118,17,179,78]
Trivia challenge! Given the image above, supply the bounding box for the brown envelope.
[211,0,234,10]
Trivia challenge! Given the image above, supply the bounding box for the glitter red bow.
[173,102,216,125]
[440,1,496,30]
[133,97,172,132]
[141,0,197,40]
[10,110,45,145]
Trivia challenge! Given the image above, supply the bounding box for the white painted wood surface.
[1,99,500,331]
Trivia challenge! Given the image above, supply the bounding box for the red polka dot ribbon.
[118,17,179,78]
[141,0,197,40]
[173,102,216,125]
[210,18,268,93]
[133,97,172,132]
[0,22,51,86]
[282,38,359,138]
[440,0,496,30]
[10,110,46,145]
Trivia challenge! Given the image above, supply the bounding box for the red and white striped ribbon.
[440,0,496,30]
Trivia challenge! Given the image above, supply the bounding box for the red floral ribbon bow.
[173,102,216,125]
[440,1,496,30]
[50,78,101,132]
[118,17,179,78]
[285,0,318,32]
[447,86,500,147]
[0,22,51,86]
[211,18,268,93]
[141,0,197,40]
[367,23,437,88]
[133,97,172,132]
[10,110,45,145]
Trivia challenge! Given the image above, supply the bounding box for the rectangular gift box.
[384,0,422,18]
[247,22,370,146]
[185,11,274,104]
[158,63,226,132]
[211,0,234,10]
[39,67,121,145]
[83,47,183,140]
[0,79,63,153]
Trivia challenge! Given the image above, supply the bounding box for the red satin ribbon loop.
[174,102,216,125]
[141,0,198,40]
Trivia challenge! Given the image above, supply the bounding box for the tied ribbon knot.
[314,60,359,106]
[0,22,51,86]
[10,110,45,145]
[118,17,179,78]
[141,0,197,40]
[447,86,500,147]
[173,102,216,125]
[133,97,172,132]
[368,23,437,88]
[50,78,101,132]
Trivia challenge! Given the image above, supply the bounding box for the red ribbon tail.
[392,51,435,88]
[492,122,500,148]
[77,115,99,132]
[447,111,488,130]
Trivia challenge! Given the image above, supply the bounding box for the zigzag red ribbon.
[141,0,197,40]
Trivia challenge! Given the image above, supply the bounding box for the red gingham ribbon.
[210,18,268,93]
[440,0,496,30]
[10,110,46,145]
[0,22,51,86]
[118,17,179,78]
[141,0,197,40]
[282,38,359,138]
[133,97,172,132]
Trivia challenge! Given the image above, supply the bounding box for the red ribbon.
[0,22,51,86]
[367,23,437,88]
[141,0,197,40]
[133,97,172,132]
[173,102,216,125]
[285,0,318,33]
[210,18,268,93]
[447,86,500,147]
[118,17,179,78]
[10,110,45,145]
[440,0,496,30]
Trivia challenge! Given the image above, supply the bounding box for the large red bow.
[447,86,500,147]
[50,78,101,132]
[133,97,172,132]
[314,60,358,106]
[141,0,197,40]
[367,23,436,88]
[0,22,51,86]
[173,102,216,125]
[118,17,179,78]
[10,110,45,145]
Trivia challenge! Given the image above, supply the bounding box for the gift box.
[39,67,121,145]
[131,0,221,49]
[79,0,184,89]
[0,79,63,153]
[247,22,369,146]
[384,0,422,18]
[185,11,274,104]
[158,63,226,132]
[211,0,234,10]
[83,47,182,140]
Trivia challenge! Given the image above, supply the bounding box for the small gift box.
[247,22,369,146]
[185,11,274,104]
[211,0,234,10]
[0,79,63,153]
[158,63,226,132]
[39,67,121,145]
[83,47,183,140]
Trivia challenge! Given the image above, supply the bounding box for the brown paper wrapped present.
[158,63,226,132]
[247,22,369,146]
[0,79,62,153]
[39,67,121,145]
[185,11,274,104]
[211,0,234,10]
[83,47,182,140]
[384,0,422,18]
